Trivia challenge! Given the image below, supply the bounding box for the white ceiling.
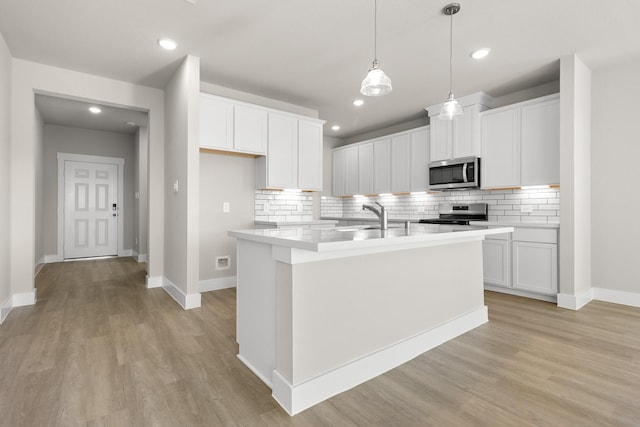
[35,94,148,135]
[2,0,640,138]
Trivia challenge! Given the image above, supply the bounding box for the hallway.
[0,258,639,426]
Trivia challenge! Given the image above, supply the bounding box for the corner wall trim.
[13,290,37,308]
[146,275,163,288]
[44,254,63,263]
[270,306,488,416]
[557,289,594,310]
[0,294,12,324]
[135,253,148,263]
[161,277,201,310]
[199,276,237,293]
[593,287,640,308]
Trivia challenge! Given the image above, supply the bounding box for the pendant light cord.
[374,0,378,63]
[449,10,453,94]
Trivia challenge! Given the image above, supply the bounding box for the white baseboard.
[135,253,148,263]
[199,276,237,293]
[13,290,37,308]
[161,277,201,310]
[119,249,133,257]
[270,306,488,416]
[557,289,593,310]
[0,293,12,324]
[484,285,557,303]
[593,288,640,308]
[44,254,63,263]
[145,275,163,288]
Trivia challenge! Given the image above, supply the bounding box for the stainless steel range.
[419,203,488,226]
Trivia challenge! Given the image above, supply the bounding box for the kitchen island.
[229,224,513,415]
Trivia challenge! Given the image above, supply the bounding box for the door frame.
[57,152,125,260]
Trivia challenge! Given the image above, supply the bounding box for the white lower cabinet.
[483,226,558,301]
[482,234,511,288]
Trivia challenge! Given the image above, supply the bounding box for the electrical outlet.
[521,205,534,213]
[172,180,179,192]
[223,202,230,213]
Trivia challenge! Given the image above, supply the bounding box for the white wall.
[199,153,255,281]
[134,126,149,260]
[41,124,136,256]
[34,108,44,269]
[163,55,200,304]
[559,55,592,300]
[10,59,165,297]
[0,32,12,316]
[591,57,640,295]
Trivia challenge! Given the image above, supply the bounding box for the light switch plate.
[223,202,230,213]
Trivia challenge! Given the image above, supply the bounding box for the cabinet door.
[391,134,411,193]
[452,105,478,158]
[512,241,558,294]
[344,146,359,196]
[429,117,452,161]
[234,104,267,155]
[483,238,511,288]
[373,139,391,194]
[521,99,560,186]
[267,113,298,189]
[481,108,520,188]
[332,149,346,197]
[199,95,233,150]
[298,120,323,191]
[358,143,374,195]
[409,129,429,192]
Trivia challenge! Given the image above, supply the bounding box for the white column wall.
[559,55,592,306]
[0,32,12,316]
[163,55,201,307]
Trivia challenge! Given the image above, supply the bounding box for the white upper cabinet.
[199,94,234,151]
[481,108,520,188]
[234,104,268,155]
[331,126,429,197]
[332,149,347,197]
[344,146,359,196]
[263,113,297,189]
[257,113,325,191]
[426,93,494,162]
[480,94,559,189]
[520,99,560,186]
[373,138,391,194]
[297,120,323,191]
[358,143,374,195]
[200,93,267,155]
[391,134,411,193]
[409,128,430,192]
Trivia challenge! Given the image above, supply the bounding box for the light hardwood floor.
[1,257,639,426]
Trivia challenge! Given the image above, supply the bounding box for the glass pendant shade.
[439,92,463,120]
[361,60,392,96]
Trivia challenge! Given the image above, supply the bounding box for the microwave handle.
[462,163,468,183]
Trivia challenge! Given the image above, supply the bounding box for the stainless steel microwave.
[428,156,480,191]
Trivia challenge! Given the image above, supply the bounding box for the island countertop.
[229,224,514,253]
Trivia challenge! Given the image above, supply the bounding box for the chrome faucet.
[362,202,388,230]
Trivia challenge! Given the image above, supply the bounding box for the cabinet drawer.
[513,227,557,244]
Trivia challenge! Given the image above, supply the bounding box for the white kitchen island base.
[230,225,512,415]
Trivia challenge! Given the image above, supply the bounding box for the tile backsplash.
[321,187,560,224]
[255,190,313,222]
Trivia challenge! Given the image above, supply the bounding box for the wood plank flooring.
[1,257,639,426]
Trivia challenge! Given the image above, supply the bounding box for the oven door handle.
[462,163,468,183]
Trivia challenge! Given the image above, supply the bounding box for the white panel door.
[344,146,359,196]
[453,105,477,158]
[64,161,118,259]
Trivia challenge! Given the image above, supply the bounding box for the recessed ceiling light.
[331,125,340,131]
[471,48,491,59]
[89,106,101,114]
[158,38,177,50]
[126,122,136,127]
[353,99,364,107]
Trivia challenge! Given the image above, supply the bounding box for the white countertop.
[255,220,338,226]
[471,221,560,229]
[230,224,514,252]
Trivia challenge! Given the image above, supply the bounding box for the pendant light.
[439,3,463,120]
[360,0,392,96]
